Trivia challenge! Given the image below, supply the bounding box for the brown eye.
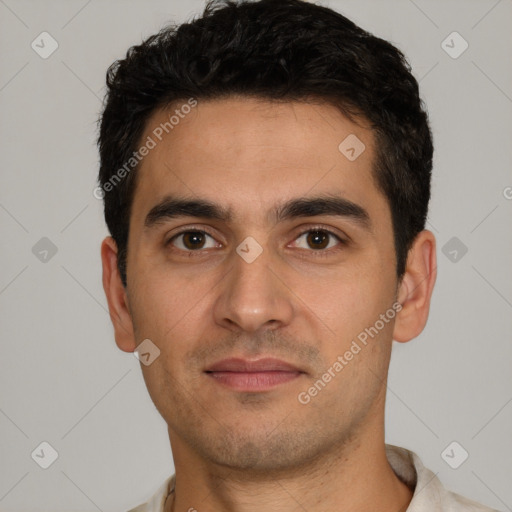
[294,230,342,251]
[306,231,330,249]
[168,230,217,251]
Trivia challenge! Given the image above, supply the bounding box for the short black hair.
[97,0,433,288]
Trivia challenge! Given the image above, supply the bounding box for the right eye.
[166,230,220,252]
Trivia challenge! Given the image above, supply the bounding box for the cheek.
[128,267,197,344]
[129,267,218,378]
[301,261,396,359]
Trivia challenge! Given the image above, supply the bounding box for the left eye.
[293,230,342,250]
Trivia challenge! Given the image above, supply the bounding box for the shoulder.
[439,488,501,512]
[385,444,501,512]
[125,474,175,512]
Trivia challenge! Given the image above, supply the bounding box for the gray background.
[1,0,511,510]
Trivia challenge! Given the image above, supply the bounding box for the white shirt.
[126,444,500,512]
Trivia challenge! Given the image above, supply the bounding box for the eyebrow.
[144,194,372,231]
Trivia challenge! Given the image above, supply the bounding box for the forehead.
[130,97,388,228]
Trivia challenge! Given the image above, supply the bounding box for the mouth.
[204,357,305,392]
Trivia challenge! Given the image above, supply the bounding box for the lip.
[204,357,305,392]
[206,357,302,373]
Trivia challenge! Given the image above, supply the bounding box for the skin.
[101,97,436,512]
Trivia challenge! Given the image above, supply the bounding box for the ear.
[100,236,137,352]
[393,230,437,343]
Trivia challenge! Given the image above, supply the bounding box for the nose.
[213,244,294,334]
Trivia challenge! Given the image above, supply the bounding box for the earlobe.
[393,230,437,343]
[100,236,137,352]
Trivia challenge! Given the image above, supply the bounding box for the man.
[97,0,499,511]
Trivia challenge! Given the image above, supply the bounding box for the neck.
[165,431,413,512]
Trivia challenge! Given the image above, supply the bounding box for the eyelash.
[165,225,348,258]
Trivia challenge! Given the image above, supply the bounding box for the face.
[114,97,402,472]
